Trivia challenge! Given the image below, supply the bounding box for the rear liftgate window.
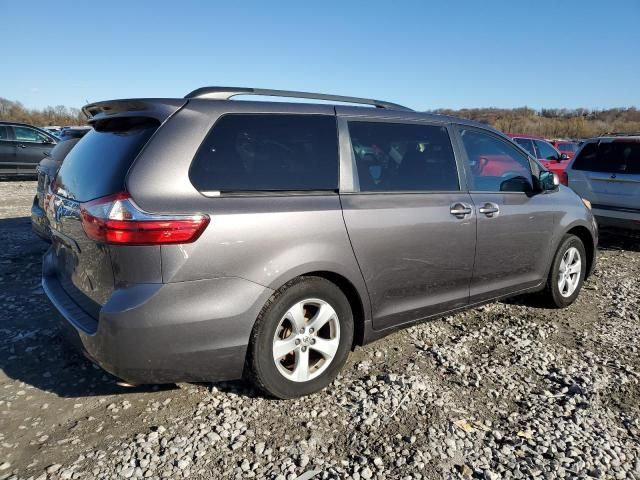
[189,114,339,193]
[55,117,160,202]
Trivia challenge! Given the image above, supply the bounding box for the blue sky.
[2,0,639,111]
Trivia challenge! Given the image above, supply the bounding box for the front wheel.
[246,277,354,399]
[541,234,586,308]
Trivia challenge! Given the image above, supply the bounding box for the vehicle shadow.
[0,216,174,398]
[597,227,640,253]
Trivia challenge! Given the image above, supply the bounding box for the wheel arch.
[566,225,596,279]
[299,271,367,348]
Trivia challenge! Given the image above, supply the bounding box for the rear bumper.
[593,207,640,231]
[42,248,273,384]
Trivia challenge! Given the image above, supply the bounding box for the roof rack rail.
[184,86,412,111]
[602,132,640,137]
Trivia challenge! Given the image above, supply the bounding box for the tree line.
[431,106,640,139]
[1,96,639,138]
[0,97,86,127]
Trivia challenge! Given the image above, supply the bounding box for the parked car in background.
[508,134,570,185]
[31,133,89,240]
[42,87,597,399]
[57,125,92,141]
[43,126,64,137]
[567,134,640,231]
[551,140,580,159]
[0,122,58,177]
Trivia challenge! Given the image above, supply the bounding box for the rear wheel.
[246,277,353,399]
[542,234,586,308]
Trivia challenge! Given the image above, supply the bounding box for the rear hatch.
[46,111,171,317]
[569,138,640,210]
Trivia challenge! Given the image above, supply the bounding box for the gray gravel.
[0,180,638,480]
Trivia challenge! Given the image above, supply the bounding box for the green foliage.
[431,107,640,138]
[0,97,86,127]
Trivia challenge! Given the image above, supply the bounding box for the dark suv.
[32,135,88,241]
[42,87,597,398]
[0,122,58,176]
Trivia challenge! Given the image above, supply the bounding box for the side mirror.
[560,153,569,160]
[539,171,559,191]
[42,136,55,144]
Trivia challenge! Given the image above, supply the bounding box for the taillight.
[80,192,209,245]
[560,171,568,186]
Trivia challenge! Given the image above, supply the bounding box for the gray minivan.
[42,87,597,398]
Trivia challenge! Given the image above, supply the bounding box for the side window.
[571,143,598,171]
[189,115,338,192]
[534,140,559,160]
[0,126,11,140]
[14,126,47,143]
[514,138,535,156]
[590,142,640,174]
[347,122,459,192]
[459,128,534,193]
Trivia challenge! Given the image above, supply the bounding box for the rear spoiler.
[82,99,187,124]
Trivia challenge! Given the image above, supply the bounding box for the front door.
[13,125,55,173]
[339,118,476,330]
[455,127,557,303]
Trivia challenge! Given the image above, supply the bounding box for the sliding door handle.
[478,203,500,217]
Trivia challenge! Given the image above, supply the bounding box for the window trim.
[338,117,464,194]
[188,112,340,197]
[453,125,537,195]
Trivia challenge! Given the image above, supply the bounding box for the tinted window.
[459,128,533,192]
[190,115,338,192]
[534,140,559,160]
[14,126,47,143]
[572,143,598,171]
[55,117,159,202]
[573,141,640,174]
[0,126,10,140]
[514,138,535,156]
[558,143,578,153]
[348,122,458,192]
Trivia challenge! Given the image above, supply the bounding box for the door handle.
[450,202,472,219]
[478,202,500,217]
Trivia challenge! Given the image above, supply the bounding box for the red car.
[550,140,580,159]
[507,134,570,185]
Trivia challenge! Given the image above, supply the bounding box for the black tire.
[246,276,354,399]
[541,234,587,308]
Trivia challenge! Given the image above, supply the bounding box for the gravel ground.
[0,180,639,480]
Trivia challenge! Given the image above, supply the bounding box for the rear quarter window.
[189,114,339,193]
[55,117,159,202]
[571,143,598,171]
